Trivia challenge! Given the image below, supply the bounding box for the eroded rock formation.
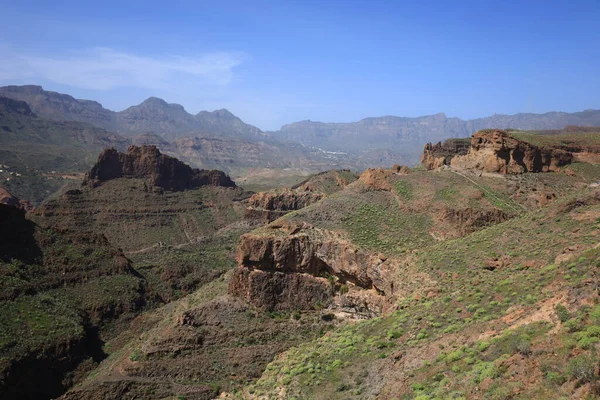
[244,189,324,223]
[83,145,236,191]
[422,130,575,173]
[450,130,573,173]
[244,170,358,224]
[229,221,394,313]
[0,186,33,211]
[421,138,471,170]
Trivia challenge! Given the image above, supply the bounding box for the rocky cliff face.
[83,145,236,191]
[244,170,358,224]
[450,130,573,173]
[245,189,325,223]
[420,138,471,170]
[0,186,33,211]
[422,130,574,173]
[229,221,393,315]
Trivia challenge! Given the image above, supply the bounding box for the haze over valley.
[1,1,600,399]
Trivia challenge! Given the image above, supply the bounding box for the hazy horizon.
[1,0,598,130]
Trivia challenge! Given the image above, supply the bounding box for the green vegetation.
[244,181,600,399]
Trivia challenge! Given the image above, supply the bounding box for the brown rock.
[451,130,573,174]
[0,186,34,211]
[358,168,393,191]
[421,138,471,170]
[83,145,236,191]
[230,221,394,310]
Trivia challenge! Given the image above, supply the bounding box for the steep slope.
[0,96,128,203]
[245,169,359,223]
[195,108,267,140]
[275,113,469,155]
[0,85,268,141]
[116,97,199,139]
[0,85,117,131]
[35,146,250,301]
[0,203,149,400]
[226,144,600,399]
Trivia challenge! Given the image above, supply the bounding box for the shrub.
[545,371,567,386]
[555,304,571,323]
[339,284,349,295]
[567,354,598,383]
[335,382,350,392]
[564,318,583,333]
[447,349,464,362]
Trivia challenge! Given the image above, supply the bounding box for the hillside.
[0,147,275,399]
[0,96,128,203]
[222,130,600,399]
[0,86,267,141]
[0,203,150,400]
[0,85,118,131]
[3,85,599,173]
[49,129,600,399]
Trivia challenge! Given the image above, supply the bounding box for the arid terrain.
[1,121,600,399]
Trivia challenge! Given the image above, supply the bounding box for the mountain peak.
[196,108,236,119]
[141,96,168,106]
[213,108,235,117]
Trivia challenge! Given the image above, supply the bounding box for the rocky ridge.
[83,145,236,191]
[420,138,470,170]
[244,170,358,223]
[0,187,33,211]
[422,129,574,173]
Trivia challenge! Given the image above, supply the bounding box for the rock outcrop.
[0,96,35,116]
[244,170,358,224]
[229,221,393,313]
[0,186,33,211]
[422,130,574,173]
[450,130,573,174]
[421,138,471,170]
[357,165,412,191]
[83,145,236,191]
[245,189,325,223]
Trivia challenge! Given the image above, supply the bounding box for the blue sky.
[0,0,598,130]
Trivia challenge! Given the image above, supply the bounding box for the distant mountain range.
[0,85,265,141]
[273,110,600,154]
[2,85,599,164]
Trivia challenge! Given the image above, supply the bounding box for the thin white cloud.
[0,46,245,90]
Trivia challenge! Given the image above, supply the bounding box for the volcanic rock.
[83,145,236,191]
[229,221,393,311]
[450,130,573,173]
[420,138,471,170]
[0,186,34,211]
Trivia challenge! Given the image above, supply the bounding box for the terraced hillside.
[5,129,600,400]
[33,146,252,302]
[0,204,150,400]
